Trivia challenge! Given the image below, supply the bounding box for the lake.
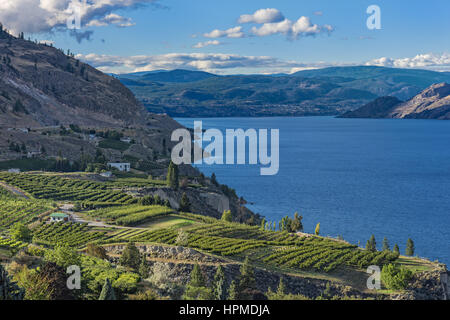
[176,116,450,265]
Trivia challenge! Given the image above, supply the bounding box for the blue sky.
[1,0,449,74]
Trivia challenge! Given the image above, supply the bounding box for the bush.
[381,264,413,290]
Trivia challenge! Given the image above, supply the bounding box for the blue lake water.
[176,116,450,265]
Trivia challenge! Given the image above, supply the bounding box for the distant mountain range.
[341,82,450,120]
[117,67,450,117]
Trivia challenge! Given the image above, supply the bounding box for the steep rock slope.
[341,83,450,120]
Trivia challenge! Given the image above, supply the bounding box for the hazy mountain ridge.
[118,67,450,117]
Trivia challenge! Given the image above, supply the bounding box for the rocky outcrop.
[104,244,226,264]
[340,83,450,120]
[390,266,449,300]
[104,243,369,299]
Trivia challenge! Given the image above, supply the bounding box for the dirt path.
[0,181,29,199]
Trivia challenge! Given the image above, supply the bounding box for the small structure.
[49,212,70,223]
[27,151,41,158]
[108,162,131,172]
[100,171,113,178]
[120,137,132,144]
[7,168,21,173]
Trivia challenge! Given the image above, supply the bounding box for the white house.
[8,168,21,173]
[49,212,71,223]
[108,162,131,172]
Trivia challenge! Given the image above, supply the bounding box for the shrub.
[381,264,413,290]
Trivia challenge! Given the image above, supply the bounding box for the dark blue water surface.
[176,117,450,265]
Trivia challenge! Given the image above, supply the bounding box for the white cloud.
[203,26,244,39]
[193,40,222,48]
[0,0,157,35]
[365,53,450,71]
[86,13,135,28]
[251,16,332,38]
[251,19,292,36]
[313,11,323,16]
[238,8,284,24]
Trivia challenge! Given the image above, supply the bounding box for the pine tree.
[139,255,149,279]
[227,280,238,300]
[237,257,256,299]
[189,264,206,288]
[182,264,213,300]
[405,238,415,256]
[167,161,179,190]
[314,223,320,235]
[211,173,218,186]
[382,237,390,251]
[179,192,191,212]
[276,278,286,296]
[99,279,116,300]
[393,244,400,255]
[366,235,377,252]
[119,242,141,270]
[292,212,303,232]
[213,266,227,300]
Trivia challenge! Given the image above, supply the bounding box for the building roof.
[50,212,69,218]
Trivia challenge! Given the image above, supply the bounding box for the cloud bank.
[76,52,450,74]
[365,53,450,72]
[0,0,158,35]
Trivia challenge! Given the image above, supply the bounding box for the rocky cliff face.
[0,29,149,128]
[389,82,450,119]
[390,267,449,300]
[341,83,450,120]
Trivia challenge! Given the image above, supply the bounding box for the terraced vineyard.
[259,237,399,272]
[187,223,303,243]
[0,199,51,229]
[87,205,174,226]
[33,222,107,248]
[0,171,402,276]
[0,236,28,250]
[0,173,135,205]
